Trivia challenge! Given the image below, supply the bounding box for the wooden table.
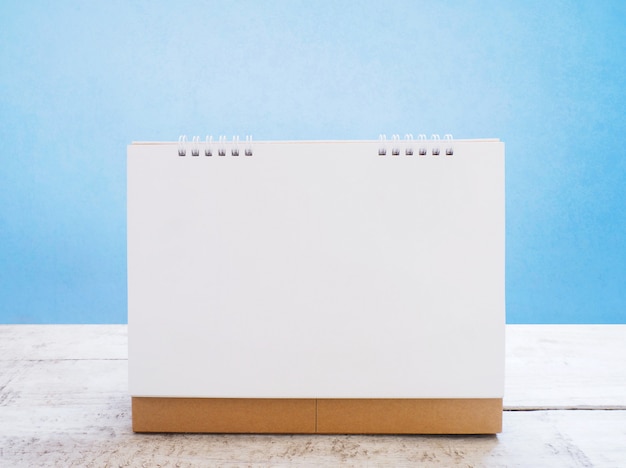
[1,325,624,466]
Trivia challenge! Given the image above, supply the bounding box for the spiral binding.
[177,135,187,156]
[177,134,453,158]
[178,135,253,157]
[378,133,454,157]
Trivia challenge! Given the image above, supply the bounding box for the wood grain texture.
[1,324,625,467]
[504,324,626,409]
[0,324,127,361]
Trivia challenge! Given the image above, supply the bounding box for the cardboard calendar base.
[131,397,502,434]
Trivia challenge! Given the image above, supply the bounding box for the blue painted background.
[1,1,625,323]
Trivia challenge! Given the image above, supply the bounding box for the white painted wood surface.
[504,325,626,409]
[1,324,625,467]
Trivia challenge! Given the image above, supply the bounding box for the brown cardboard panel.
[317,398,503,434]
[133,398,502,434]
[132,397,316,433]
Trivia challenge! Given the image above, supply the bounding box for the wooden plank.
[504,325,626,409]
[1,396,624,467]
[1,325,625,465]
[4,324,624,409]
[0,325,127,361]
[0,359,126,407]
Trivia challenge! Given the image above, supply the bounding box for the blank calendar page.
[127,139,505,399]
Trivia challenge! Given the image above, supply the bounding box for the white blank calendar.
[127,137,505,400]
